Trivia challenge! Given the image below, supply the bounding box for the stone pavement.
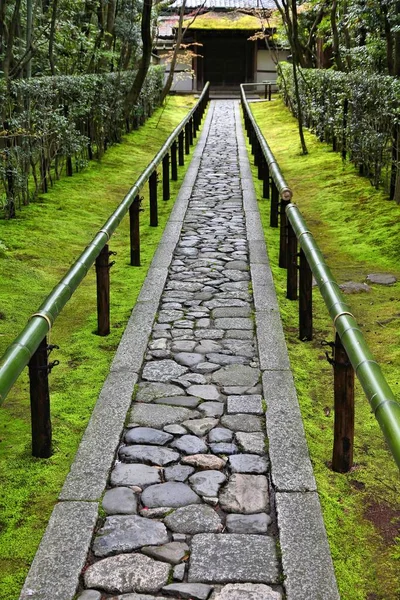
[20,102,340,600]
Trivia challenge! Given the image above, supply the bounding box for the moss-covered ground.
[247,98,400,600]
[0,95,198,599]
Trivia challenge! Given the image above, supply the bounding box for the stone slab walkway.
[19,102,340,600]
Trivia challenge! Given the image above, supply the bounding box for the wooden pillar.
[299,248,312,340]
[263,159,270,199]
[189,118,194,145]
[270,181,279,228]
[178,131,185,165]
[28,337,52,458]
[171,140,178,181]
[149,171,158,227]
[129,195,141,266]
[287,221,298,299]
[332,332,355,473]
[163,154,170,201]
[96,244,111,336]
[185,123,190,154]
[279,199,289,268]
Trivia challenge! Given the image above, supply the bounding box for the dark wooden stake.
[189,118,194,145]
[270,182,279,228]
[185,123,190,155]
[299,248,313,340]
[96,244,111,336]
[263,160,270,199]
[178,131,185,165]
[279,199,289,268]
[193,114,197,138]
[332,332,355,473]
[286,222,298,299]
[163,154,170,201]
[171,140,178,181]
[129,195,141,266]
[28,337,52,458]
[149,171,158,227]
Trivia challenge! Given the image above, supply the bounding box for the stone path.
[20,101,340,600]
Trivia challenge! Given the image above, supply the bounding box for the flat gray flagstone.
[173,563,186,582]
[211,365,259,387]
[171,435,208,454]
[194,329,224,340]
[107,595,171,600]
[174,352,205,367]
[84,554,170,593]
[235,432,265,455]
[182,454,226,470]
[164,504,223,534]
[198,402,225,417]
[229,454,268,474]
[141,541,189,565]
[219,474,269,514]
[139,507,172,519]
[189,470,226,496]
[194,340,224,353]
[136,382,184,404]
[366,272,397,285]
[214,318,253,330]
[205,353,248,366]
[188,533,279,584]
[186,384,221,400]
[212,307,251,318]
[182,417,219,436]
[161,583,213,600]
[227,395,263,415]
[167,281,203,292]
[110,463,162,488]
[154,395,201,408]
[125,427,173,446]
[92,515,168,557]
[212,583,282,599]
[119,445,180,466]
[77,591,102,600]
[225,513,271,534]
[223,260,249,271]
[171,340,197,352]
[141,482,201,508]
[174,373,208,386]
[195,362,221,374]
[142,360,189,382]
[208,427,233,443]
[102,487,138,515]
[220,414,263,432]
[130,404,200,429]
[164,424,188,435]
[164,464,195,482]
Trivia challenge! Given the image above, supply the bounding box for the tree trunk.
[3,0,22,79]
[25,0,33,77]
[49,0,58,75]
[331,0,344,70]
[394,1,400,76]
[124,0,153,115]
[160,0,186,103]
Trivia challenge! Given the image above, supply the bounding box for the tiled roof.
[168,0,276,8]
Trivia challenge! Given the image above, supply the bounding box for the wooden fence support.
[171,140,178,181]
[149,171,158,227]
[163,154,170,201]
[299,248,313,340]
[178,131,185,165]
[185,123,190,155]
[270,181,279,228]
[96,244,111,336]
[279,199,289,268]
[263,159,270,199]
[28,337,53,458]
[332,332,355,473]
[286,221,298,299]
[129,195,141,266]
[189,118,194,145]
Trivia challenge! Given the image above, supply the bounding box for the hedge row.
[0,66,164,217]
[278,63,400,201]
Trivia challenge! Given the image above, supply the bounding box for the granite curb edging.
[18,102,216,600]
[234,103,340,600]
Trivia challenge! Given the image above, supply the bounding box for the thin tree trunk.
[124,0,153,114]
[25,0,33,77]
[160,0,187,103]
[331,0,344,70]
[49,0,58,75]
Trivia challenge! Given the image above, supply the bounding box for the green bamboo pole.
[0,83,210,403]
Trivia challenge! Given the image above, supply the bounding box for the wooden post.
[299,249,313,340]
[279,199,289,268]
[178,131,185,165]
[171,141,178,181]
[332,332,355,473]
[254,141,260,167]
[129,195,141,266]
[163,154,170,201]
[185,123,190,155]
[257,152,264,180]
[286,221,298,299]
[193,113,197,138]
[263,159,270,199]
[270,181,279,228]
[28,337,52,458]
[189,118,194,145]
[96,244,111,336]
[268,83,272,101]
[149,171,158,227]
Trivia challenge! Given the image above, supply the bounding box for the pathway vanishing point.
[20,101,340,600]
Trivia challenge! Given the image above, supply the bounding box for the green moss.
[186,10,262,30]
[0,95,199,599]
[244,98,400,600]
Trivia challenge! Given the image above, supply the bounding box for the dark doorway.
[196,31,255,89]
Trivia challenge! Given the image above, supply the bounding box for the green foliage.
[248,97,400,600]
[279,62,400,196]
[0,66,164,217]
[0,94,198,599]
